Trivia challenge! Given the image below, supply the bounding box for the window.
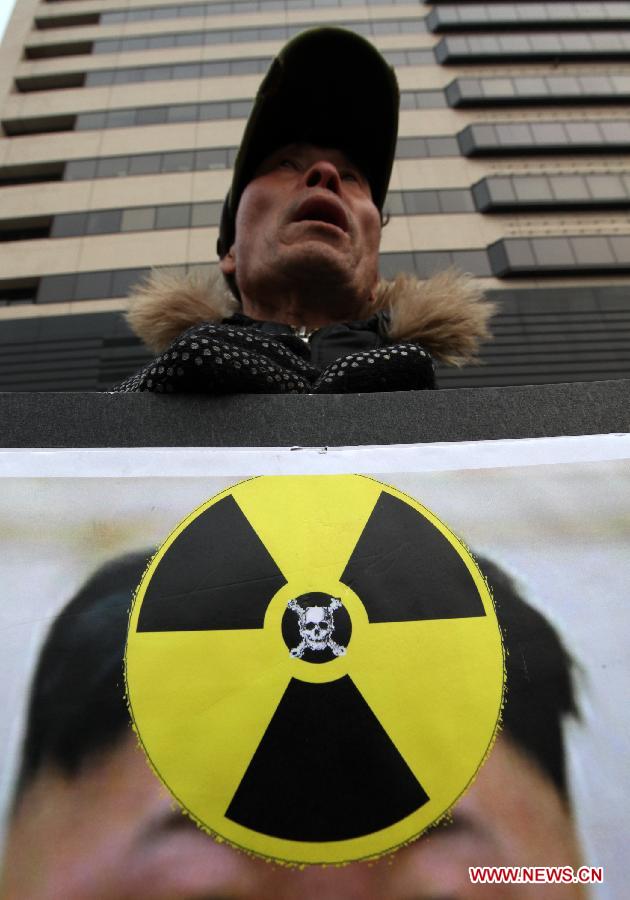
[147,35,172,50]
[400,94,417,110]
[166,105,197,123]
[581,75,611,97]
[486,178,517,204]
[531,123,566,146]
[196,148,229,170]
[426,137,459,157]
[90,0,422,30]
[86,210,121,234]
[92,41,117,54]
[415,48,435,64]
[610,236,630,264]
[173,63,200,80]
[115,68,144,84]
[202,61,230,77]
[451,250,491,276]
[588,174,625,198]
[101,12,126,24]
[162,151,195,172]
[489,236,630,276]
[96,157,129,177]
[601,121,630,143]
[32,17,429,62]
[564,122,601,144]
[121,37,147,52]
[75,112,105,130]
[379,253,414,279]
[199,102,228,121]
[532,238,575,267]
[60,148,235,182]
[498,76,532,97]
[495,123,531,146]
[489,240,536,276]
[231,59,261,75]
[356,189,473,216]
[155,205,191,229]
[112,268,148,297]
[51,213,87,237]
[65,159,97,180]
[455,78,483,99]
[85,71,112,86]
[448,74,630,107]
[230,100,254,118]
[106,110,135,128]
[143,67,170,82]
[417,91,446,109]
[383,50,407,66]
[384,193,405,216]
[550,176,589,202]
[128,155,161,176]
[404,192,440,214]
[75,270,112,300]
[440,189,475,213]
[413,251,451,277]
[136,108,168,125]
[514,77,546,96]
[471,180,491,212]
[121,208,156,232]
[191,204,221,227]
[428,3,630,34]
[563,34,591,52]
[37,273,76,303]
[396,138,427,159]
[458,118,630,155]
[572,237,615,266]
[547,76,581,96]
[176,33,204,47]
[512,176,550,203]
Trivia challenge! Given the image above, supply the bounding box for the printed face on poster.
[0,435,627,899]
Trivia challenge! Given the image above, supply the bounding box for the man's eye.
[278,158,299,170]
[342,171,360,184]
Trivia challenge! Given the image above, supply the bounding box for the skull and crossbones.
[287,596,346,659]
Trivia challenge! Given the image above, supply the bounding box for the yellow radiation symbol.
[126,475,504,865]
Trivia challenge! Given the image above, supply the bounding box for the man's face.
[219,143,382,325]
[2,735,584,899]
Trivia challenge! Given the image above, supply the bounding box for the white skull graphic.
[287,596,346,658]
[300,605,334,650]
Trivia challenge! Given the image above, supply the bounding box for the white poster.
[0,435,627,898]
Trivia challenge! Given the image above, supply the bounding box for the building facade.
[0,0,629,390]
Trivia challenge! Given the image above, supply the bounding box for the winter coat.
[116,267,495,394]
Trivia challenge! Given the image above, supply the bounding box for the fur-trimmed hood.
[125,267,495,366]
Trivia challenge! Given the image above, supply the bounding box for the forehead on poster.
[2,473,585,899]
[116,27,495,396]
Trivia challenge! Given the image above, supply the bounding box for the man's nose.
[304,160,342,194]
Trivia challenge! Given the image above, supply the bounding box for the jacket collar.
[125,265,495,366]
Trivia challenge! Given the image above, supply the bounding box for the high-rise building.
[0,0,629,391]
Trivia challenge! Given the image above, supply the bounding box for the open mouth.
[292,197,349,233]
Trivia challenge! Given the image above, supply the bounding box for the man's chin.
[279,240,355,286]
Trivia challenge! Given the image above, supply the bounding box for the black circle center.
[281,592,352,664]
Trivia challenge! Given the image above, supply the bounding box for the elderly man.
[117,28,493,395]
